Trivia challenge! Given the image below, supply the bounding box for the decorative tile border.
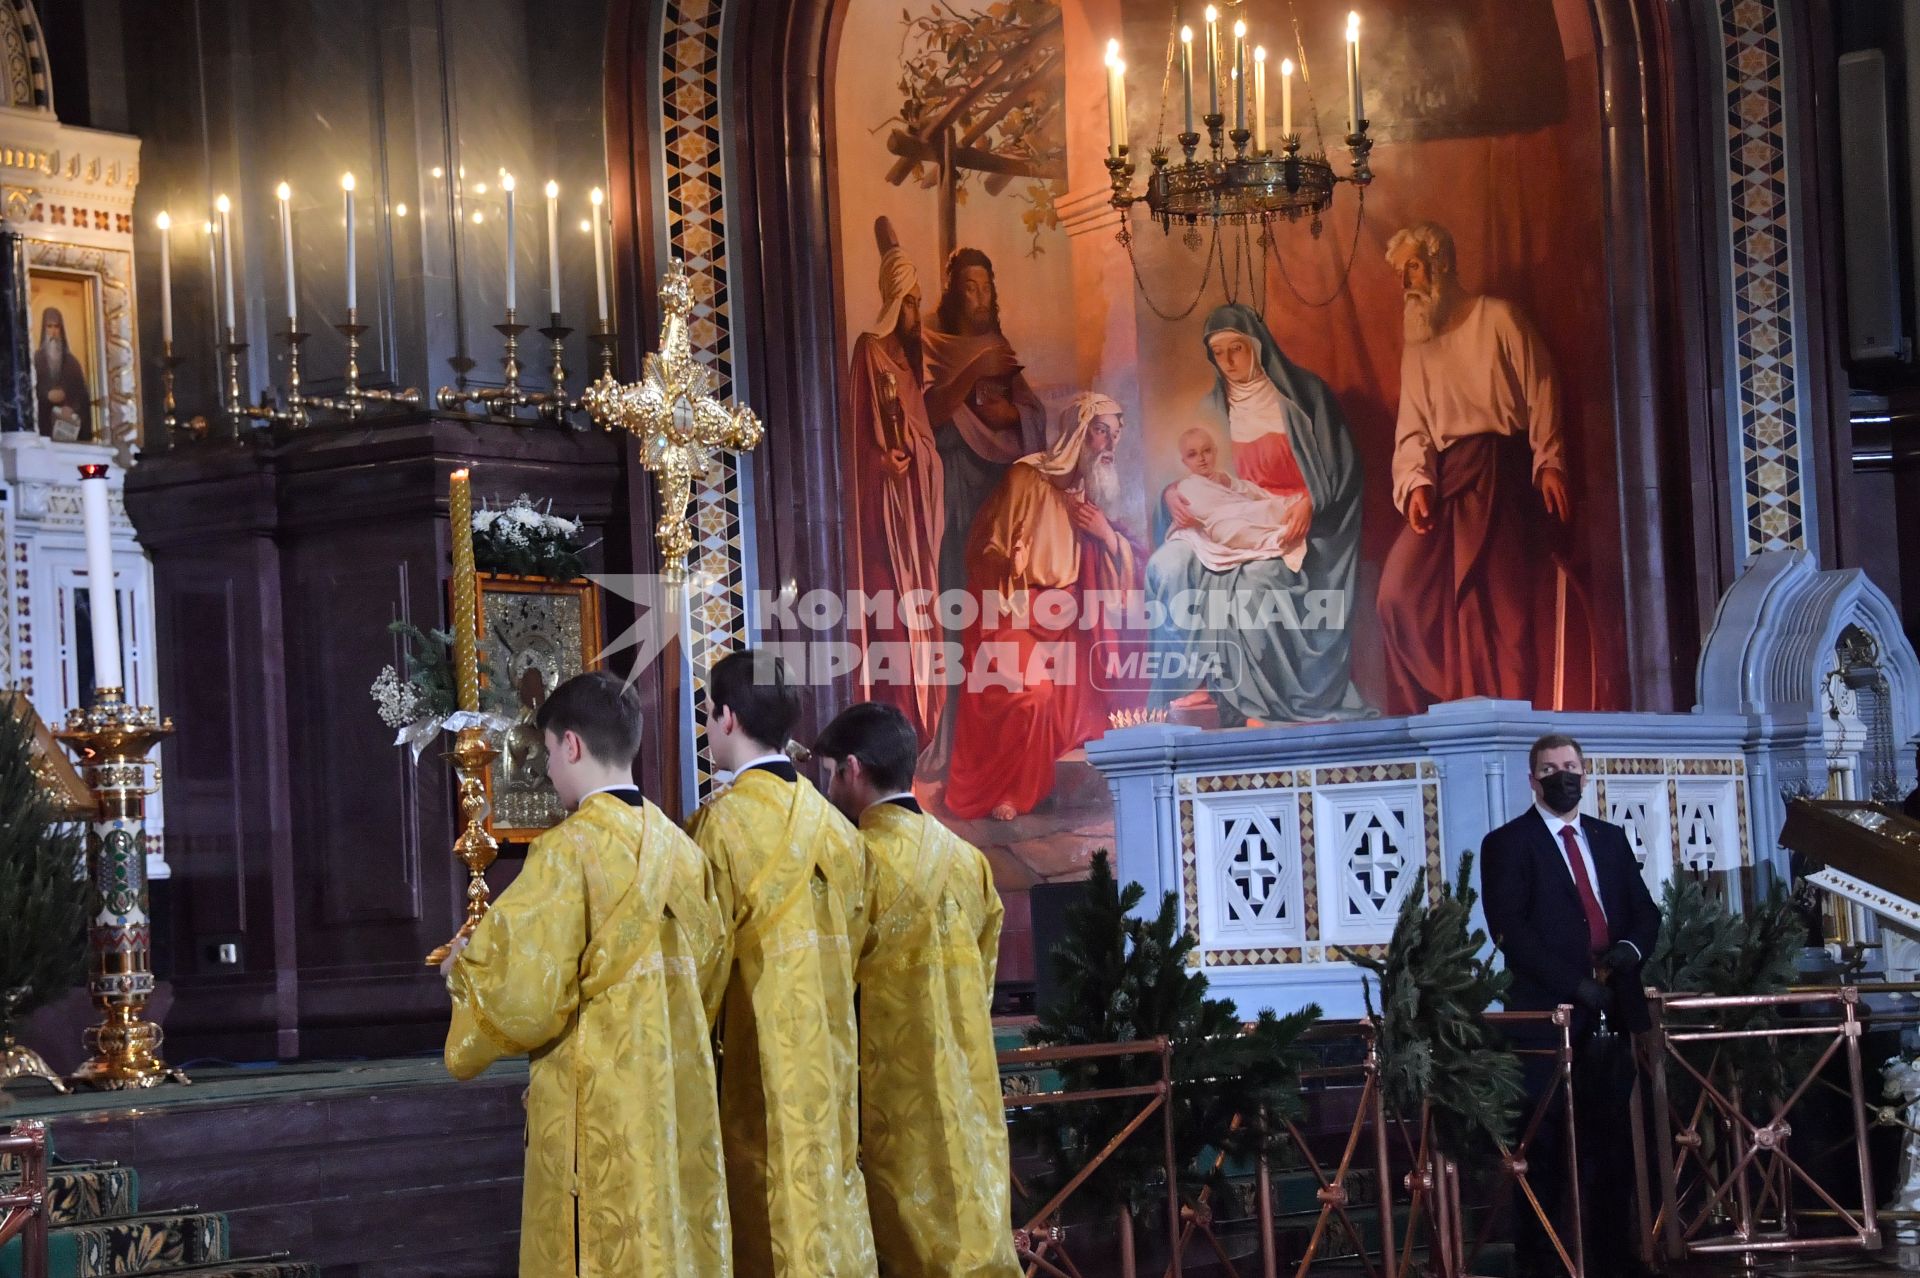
[660,0,752,805]
[1719,0,1807,558]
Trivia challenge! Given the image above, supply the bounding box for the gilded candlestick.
[56,693,187,1090]
[424,727,500,968]
[539,313,573,425]
[220,326,247,436]
[158,341,183,443]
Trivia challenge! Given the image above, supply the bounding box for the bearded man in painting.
[943,393,1139,822]
[34,306,92,443]
[921,247,1047,610]
[1376,221,1568,712]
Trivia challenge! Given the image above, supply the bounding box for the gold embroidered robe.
[856,803,1018,1278]
[445,793,731,1278]
[688,769,876,1278]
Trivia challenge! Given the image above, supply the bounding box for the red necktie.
[1559,825,1610,955]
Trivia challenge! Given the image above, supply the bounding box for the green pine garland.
[1024,851,1322,1214]
[0,706,92,1042]
[1343,853,1526,1163]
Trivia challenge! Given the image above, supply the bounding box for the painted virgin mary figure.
[1147,303,1372,724]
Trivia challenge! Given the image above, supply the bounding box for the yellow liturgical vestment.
[688,767,877,1278]
[445,792,731,1278]
[857,801,1019,1278]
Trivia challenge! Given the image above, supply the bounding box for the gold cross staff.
[583,259,764,583]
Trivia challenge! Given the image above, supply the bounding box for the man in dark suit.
[1481,733,1660,1278]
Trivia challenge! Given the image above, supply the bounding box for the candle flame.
[580,219,592,233]
[214,193,231,213]
[1255,45,1267,61]
[1180,23,1193,42]
[155,211,171,230]
[501,173,516,192]
[1282,57,1295,75]
[203,220,214,235]
[474,181,489,195]
[472,211,485,225]
[452,468,470,481]
[1105,37,1119,61]
[395,202,409,217]
[1347,11,1360,39]
[1114,57,1125,74]
[590,186,605,207]
[1204,5,1217,22]
[341,172,356,192]
[430,165,444,179]
[275,181,291,201]
[545,179,559,198]
[1233,19,1246,37]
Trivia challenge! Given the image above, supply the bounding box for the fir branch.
[0,706,92,1039]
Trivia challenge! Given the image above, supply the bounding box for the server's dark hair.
[814,702,917,793]
[535,670,643,767]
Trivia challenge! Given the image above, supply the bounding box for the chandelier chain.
[1286,0,1329,156]
[1266,188,1367,309]
[1117,216,1223,322]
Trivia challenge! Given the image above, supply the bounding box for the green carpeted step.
[39,1165,140,1225]
[1,1209,228,1278]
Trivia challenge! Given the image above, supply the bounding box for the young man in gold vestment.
[443,672,732,1277]
[689,650,877,1277]
[817,702,1020,1278]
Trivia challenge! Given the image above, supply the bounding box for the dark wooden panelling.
[127,415,626,1060]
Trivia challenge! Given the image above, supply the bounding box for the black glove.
[1574,977,1613,1013]
[1600,941,1641,972]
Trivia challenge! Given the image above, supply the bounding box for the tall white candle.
[276,182,296,327]
[1180,27,1195,136]
[1104,41,1126,156]
[215,194,236,331]
[1254,48,1268,153]
[1282,58,1295,140]
[1233,21,1247,132]
[155,213,173,344]
[78,464,122,696]
[544,180,561,309]
[1346,12,1363,135]
[502,172,517,312]
[590,187,608,325]
[342,173,357,312]
[1204,7,1220,118]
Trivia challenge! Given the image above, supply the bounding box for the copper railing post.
[0,1120,49,1278]
[1558,1010,1585,1278]
[1256,1152,1277,1278]
[1646,996,1685,1261]
[1841,989,1881,1249]
[1628,1034,1656,1268]
[1368,1019,1397,1278]
[1159,1037,1183,1278]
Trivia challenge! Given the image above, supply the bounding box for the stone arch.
[0,0,53,113]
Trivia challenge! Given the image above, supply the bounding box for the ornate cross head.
[583,258,764,583]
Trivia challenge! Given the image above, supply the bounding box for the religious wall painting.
[26,264,103,444]
[474,573,603,843]
[829,0,1630,875]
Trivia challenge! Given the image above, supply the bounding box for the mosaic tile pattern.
[661,0,752,804]
[1720,0,1806,558]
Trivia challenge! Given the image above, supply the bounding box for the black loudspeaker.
[1026,880,1085,1014]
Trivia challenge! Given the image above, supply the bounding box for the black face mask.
[1539,770,1583,815]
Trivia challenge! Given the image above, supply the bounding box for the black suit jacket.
[1480,807,1660,1032]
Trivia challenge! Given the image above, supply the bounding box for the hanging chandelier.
[1101,5,1376,312]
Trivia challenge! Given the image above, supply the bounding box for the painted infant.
[1166,427,1308,572]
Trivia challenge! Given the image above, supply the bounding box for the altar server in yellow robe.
[443,671,731,1278]
[817,702,1020,1278]
[689,649,876,1277]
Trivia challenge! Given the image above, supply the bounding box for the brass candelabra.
[55,690,187,1090]
[424,727,500,969]
[438,309,609,425]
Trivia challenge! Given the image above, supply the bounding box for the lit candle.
[1233,20,1247,133]
[1204,7,1220,119]
[215,194,236,332]
[276,182,296,328]
[155,213,173,344]
[449,468,479,713]
[502,172,517,313]
[342,173,357,313]
[1180,26,1195,136]
[1282,58,1296,140]
[77,463,123,697]
[544,180,560,309]
[1346,11,1363,136]
[1104,40,1127,157]
[1254,47,1267,153]
[590,187,608,326]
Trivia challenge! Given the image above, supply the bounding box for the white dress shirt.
[1536,801,1640,957]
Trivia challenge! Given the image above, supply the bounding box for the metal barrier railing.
[1000,1037,1182,1278]
[0,1119,49,1278]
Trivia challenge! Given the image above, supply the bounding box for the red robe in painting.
[943,463,1138,820]
[845,330,946,745]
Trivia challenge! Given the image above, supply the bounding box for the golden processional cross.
[583,259,764,583]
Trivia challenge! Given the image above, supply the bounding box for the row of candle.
[150,177,616,345]
[1103,8,1365,158]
